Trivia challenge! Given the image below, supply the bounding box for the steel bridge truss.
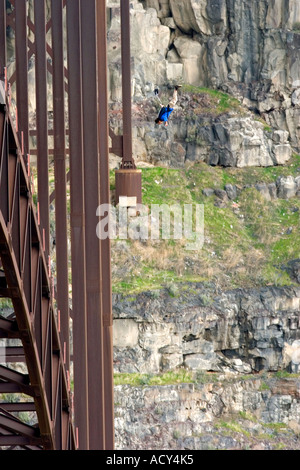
[0,0,127,450]
[0,101,74,449]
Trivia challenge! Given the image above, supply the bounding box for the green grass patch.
[112,266,207,295]
[259,381,271,391]
[222,153,300,187]
[293,22,300,31]
[274,370,300,379]
[262,422,288,434]
[111,161,300,294]
[215,419,251,437]
[195,371,219,384]
[181,85,242,115]
[114,369,194,387]
[142,167,193,205]
[238,411,258,422]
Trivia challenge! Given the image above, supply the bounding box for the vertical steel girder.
[120,0,135,169]
[97,0,114,450]
[34,0,50,260]
[0,0,117,451]
[0,0,6,78]
[66,0,89,451]
[14,0,29,163]
[81,0,105,450]
[114,0,142,207]
[51,0,70,382]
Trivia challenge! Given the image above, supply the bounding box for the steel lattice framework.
[0,0,133,450]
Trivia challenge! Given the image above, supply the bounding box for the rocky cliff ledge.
[107,0,300,167]
[113,284,300,375]
[113,283,300,450]
[114,376,300,450]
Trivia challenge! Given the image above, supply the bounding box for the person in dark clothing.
[155,85,181,126]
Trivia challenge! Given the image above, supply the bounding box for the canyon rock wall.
[114,376,300,450]
[113,284,300,449]
[107,0,300,167]
[113,284,300,375]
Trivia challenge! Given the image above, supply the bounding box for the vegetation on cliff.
[110,153,300,295]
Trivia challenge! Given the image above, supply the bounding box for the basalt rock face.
[129,112,293,168]
[107,0,300,165]
[113,284,300,375]
[113,283,300,450]
[145,0,300,150]
[114,377,300,450]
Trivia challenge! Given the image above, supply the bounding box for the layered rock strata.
[113,284,300,375]
[107,0,300,161]
[114,376,300,450]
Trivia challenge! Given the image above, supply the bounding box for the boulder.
[286,259,300,284]
[173,36,204,85]
[272,144,293,165]
[292,88,300,106]
[276,175,297,198]
[224,184,237,200]
[255,183,272,201]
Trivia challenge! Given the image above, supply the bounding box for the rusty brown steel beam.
[21,201,32,316]
[27,16,69,87]
[0,411,40,441]
[0,434,42,450]
[34,0,50,260]
[81,0,105,450]
[6,5,69,95]
[0,0,6,81]
[0,101,75,449]
[109,128,123,158]
[0,317,19,338]
[14,0,29,163]
[0,364,29,385]
[51,0,70,376]
[0,382,34,394]
[0,116,9,224]
[7,35,69,97]
[120,0,135,169]
[1,0,116,450]
[0,435,42,448]
[96,0,114,450]
[0,402,36,412]
[115,0,141,207]
[66,0,89,450]
[0,168,54,448]
[0,346,25,362]
[29,129,70,137]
